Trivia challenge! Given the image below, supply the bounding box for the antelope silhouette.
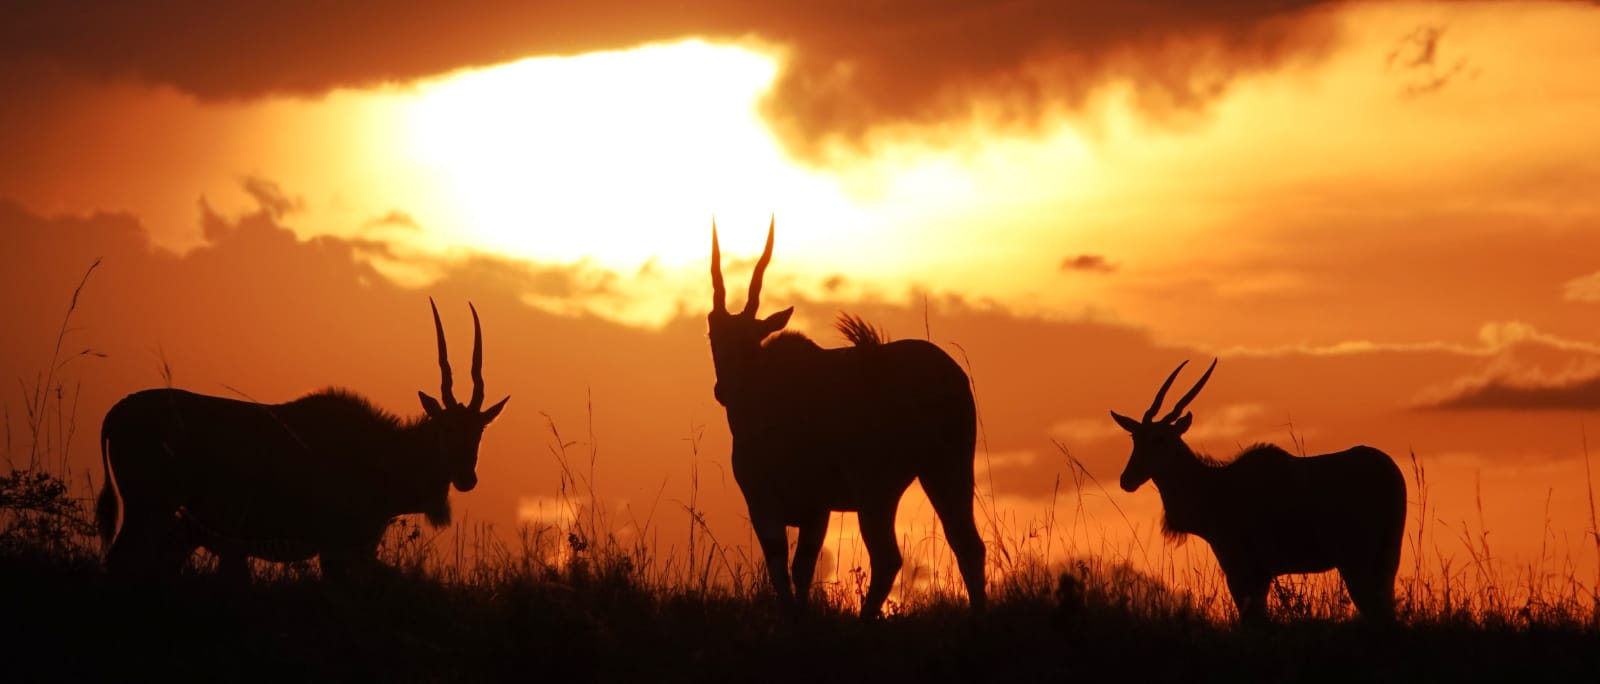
[97,299,508,580]
[708,219,986,619]
[1112,359,1406,624]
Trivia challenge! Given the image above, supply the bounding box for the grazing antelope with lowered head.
[1111,359,1406,624]
[97,299,508,580]
[707,219,986,619]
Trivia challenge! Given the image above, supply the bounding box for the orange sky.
[3,1,1599,594]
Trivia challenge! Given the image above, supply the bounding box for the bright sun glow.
[404,41,864,270]
[387,39,1115,327]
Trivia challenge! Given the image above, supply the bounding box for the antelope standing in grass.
[1111,359,1406,624]
[707,219,986,619]
[97,299,508,580]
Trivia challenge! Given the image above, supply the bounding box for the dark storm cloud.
[0,1,1341,160]
[755,1,1341,159]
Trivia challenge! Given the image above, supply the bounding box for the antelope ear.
[1110,411,1141,433]
[1173,412,1194,434]
[762,307,794,333]
[481,396,509,423]
[419,391,446,417]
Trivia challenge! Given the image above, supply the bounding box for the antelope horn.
[1161,358,1217,424]
[429,297,459,408]
[742,215,774,316]
[711,220,727,313]
[468,302,485,410]
[1142,360,1188,423]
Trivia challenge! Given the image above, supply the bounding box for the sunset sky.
[4,1,1599,591]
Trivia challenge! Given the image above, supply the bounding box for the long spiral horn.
[1160,358,1217,424]
[711,220,727,313]
[429,297,459,408]
[1142,360,1188,423]
[742,216,775,316]
[468,302,485,410]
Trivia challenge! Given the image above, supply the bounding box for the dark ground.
[4,550,1597,684]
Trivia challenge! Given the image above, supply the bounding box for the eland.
[708,219,986,618]
[1111,359,1406,623]
[96,299,508,580]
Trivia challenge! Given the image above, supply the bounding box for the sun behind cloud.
[401,40,864,270]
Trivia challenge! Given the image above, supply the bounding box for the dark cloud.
[1385,24,1475,98]
[1061,254,1116,273]
[364,210,421,232]
[1418,372,1600,411]
[203,180,619,304]
[0,1,1341,161]
[239,176,303,220]
[446,254,617,300]
[636,257,660,279]
[758,1,1340,159]
[1386,24,1445,71]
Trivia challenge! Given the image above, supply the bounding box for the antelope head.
[418,298,510,492]
[707,217,793,407]
[1111,359,1216,492]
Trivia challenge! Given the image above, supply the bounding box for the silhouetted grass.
[4,513,1598,682]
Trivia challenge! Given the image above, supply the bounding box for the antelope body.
[97,300,508,580]
[708,220,986,618]
[1112,359,1406,623]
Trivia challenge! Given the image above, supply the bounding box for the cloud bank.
[1422,374,1600,411]
[0,1,1340,160]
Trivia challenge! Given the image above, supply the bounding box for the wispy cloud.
[1563,271,1600,302]
[363,210,421,232]
[1185,403,1271,443]
[1049,417,1125,447]
[1382,23,1478,98]
[239,175,303,221]
[1223,321,1600,359]
[1385,23,1476,98]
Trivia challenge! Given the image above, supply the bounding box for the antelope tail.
[96,429,119,549]
[835,313,889,347]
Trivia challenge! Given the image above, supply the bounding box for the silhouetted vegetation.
[4,479,1599,682]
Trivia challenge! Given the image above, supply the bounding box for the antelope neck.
[374,418,456,511]
[1149,441,1221,535]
